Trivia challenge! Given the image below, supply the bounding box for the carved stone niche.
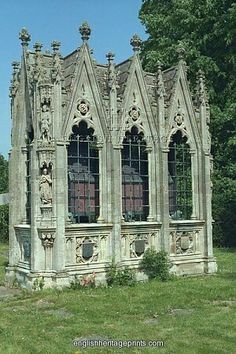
[76,236,99,263]
[39,163,53,217]
[170,230,197,255]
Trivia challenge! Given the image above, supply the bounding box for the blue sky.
[0,0,147,158]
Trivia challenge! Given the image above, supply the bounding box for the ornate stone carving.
[40,103,52,142]
[170,231,198,255]
[76,236,99,263]
[77,100,90,116]
[130,34,142,52]
[79,22,91,42]
[167,100,189,146]
[106,52,119,93]
[129,106,140,121]
[38,84,53,143]
[19,28,31,47]
[156,61,166,99]
[39,167,52,204]
[40,205,52,220]
[75,234,108,263]
[41,233,55,248]
[122,232,157,259]
[39,84,52,105]
[124,104,143,133]
[51,41,61,53]
[34,42,42,53]
[176,44,186,61]
[51,41,62,83]
[9,61,20,98]
[196,69,209,108]
[37,147,54,168]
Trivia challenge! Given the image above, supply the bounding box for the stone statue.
[39,168,52,204]
[40,104,51,141]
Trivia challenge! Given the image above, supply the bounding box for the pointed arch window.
[168,131,192,220]
[67,121,99,223]
[121,126,149,221]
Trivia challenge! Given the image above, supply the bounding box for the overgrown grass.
[0,245,235,354]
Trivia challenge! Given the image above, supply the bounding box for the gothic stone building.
[6,24,217,288]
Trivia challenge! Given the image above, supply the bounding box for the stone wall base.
[170,255,217,276]
[5,255,217,289]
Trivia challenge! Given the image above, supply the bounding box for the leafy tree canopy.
[0,154,8,193]
[139,0,236,246]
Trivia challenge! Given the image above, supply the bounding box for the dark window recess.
[168,131,192,220]
[82,242,94,260]
[67,121,99,223]
[135,239,145,256]
[26,147,31,223]
[122,126,149,222]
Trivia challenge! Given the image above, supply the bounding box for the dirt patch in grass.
[0,286,21,300]
[167,308,195,315]
[35,299,55,308]
[45,308,74,318]
[212,300,236,306]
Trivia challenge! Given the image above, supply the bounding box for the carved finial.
[176,43,186,61]
[130,34,142,52]
[79,22,91,42]
[10,61,20,98]
[106,52,118,91]
[51,41,61,53]
[34,42,42,53]
[106,52,115,64]
[19,28,31,47]
[12,61,20,74]
[197,69,205,80]
[196,69,209,108]
[156,60,166,99]
[157,60,162,71]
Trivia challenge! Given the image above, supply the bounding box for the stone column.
[111,146,123,263]
[52,142,67,270]
[97,144,105,223]
[31,145,45,271]
[147,147,155,221]
[190,150,198,220]
[160,148,170,252]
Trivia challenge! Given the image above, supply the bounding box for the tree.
[0,154,8,243]
[139,0,236,246]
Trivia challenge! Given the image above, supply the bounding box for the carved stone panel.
[75,234,108,264]
[121,232,158,259]
[170,230,198,255]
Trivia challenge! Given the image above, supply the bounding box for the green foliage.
[70,273,96,289]
[0,154,8,193]
[0,154,8,243]
[140,0,236,246]
[139,248,170,281]
[106,260,137,286]
[32,277,45,291]
[0,205,8,243]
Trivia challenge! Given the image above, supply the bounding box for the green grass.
[0,245,235,354]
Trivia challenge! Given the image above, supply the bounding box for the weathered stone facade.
[6,24,217,288]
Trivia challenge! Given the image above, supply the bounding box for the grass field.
[0,245,235,354]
